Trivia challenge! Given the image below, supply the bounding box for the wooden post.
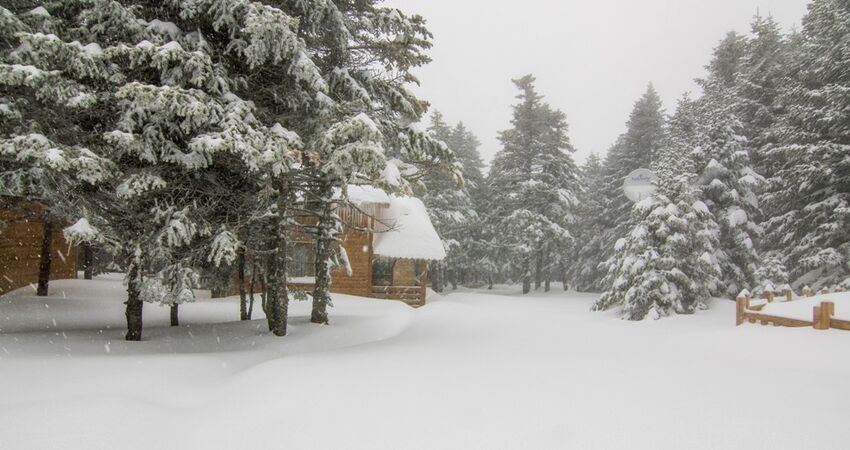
[781,284,793,302]
[762,283,775,303]
[736,290,751,326]
[813,301,834,330]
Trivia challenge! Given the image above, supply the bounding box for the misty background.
[387,0,810,165]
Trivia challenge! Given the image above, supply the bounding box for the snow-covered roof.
[373,195,446,261]
[346,185,390,206]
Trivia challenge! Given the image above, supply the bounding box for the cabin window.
[372,258,394,286]
[291,244,314,278]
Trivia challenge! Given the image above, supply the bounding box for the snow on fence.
[735,286,850,331]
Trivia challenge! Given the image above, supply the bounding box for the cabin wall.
[0,203,79,295]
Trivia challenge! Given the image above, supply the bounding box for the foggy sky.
[386,0,811,166]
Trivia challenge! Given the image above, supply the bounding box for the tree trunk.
[36,218,54,296]
[488,274,493,290]
[534,250,543,291]
[263,254,274,331]
[82,242,94,280]
[563,267,569,291]
[449,268,457,290]
[545,277,551,292]
[237,247,248,320]
[247,258,257,320]
[170,304,179,327]
[430,261,443,293]
[311,182,334,325]
[522,258,531,294]
[125,261,143,341]
[267,181,292,336]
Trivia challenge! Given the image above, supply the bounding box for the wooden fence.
[735,287,849,331]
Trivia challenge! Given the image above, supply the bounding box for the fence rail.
[735,287,847,331]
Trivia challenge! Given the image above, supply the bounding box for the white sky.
[385,0,811,165]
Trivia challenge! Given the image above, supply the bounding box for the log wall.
[0,203,79,295]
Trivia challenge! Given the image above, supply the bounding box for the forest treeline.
[423,0,850,320]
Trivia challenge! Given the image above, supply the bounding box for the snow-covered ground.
[1,276,848,450]
[759,291,850,321]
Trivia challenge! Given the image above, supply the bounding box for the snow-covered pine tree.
[567,153,607,291]
[421,111,481,292]
[595,152,722,320]
[1,1,303,340]
[735,14,788,156]
[761,0,850,289]
[691,86,764,297]
[587,84,666,290]
[485,75,578,294]
[262,1,452,325]
[705,31,748,89]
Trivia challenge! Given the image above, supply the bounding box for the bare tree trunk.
[488,274,493,290]
[170,304,179,326]
[545,277,551,292]
[544,252,551,292]
[448,267,457,290]
[125,261,143,341]
[36,218,54,296]
[82,242,94,280]
[237,247,248,320]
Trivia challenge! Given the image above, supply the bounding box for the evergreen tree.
[762,0,850,289]
[692,88,764,297]
[485,75,578,294]
[736,14,787,151]
[586,84,666,290]
[421,111,479,291]
[705,31,748,89]
[568,153,607,291]
[595,139,722,320]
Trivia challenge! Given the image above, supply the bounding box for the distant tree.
[485,75,578,294]
[568,153,607,291]
[422,111,479,291]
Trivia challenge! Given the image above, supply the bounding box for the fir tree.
[588,84,666,290]
[485,75,578,294]
[596,145,722,320]
[568,153,607,291]
[762,0,850,289]
[692,88,764,297]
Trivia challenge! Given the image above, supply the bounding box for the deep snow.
[0,275,848,450]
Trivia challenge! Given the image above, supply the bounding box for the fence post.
[736,290,751,326]
[781,284,793,302]
[813,301,834,330]
[762,283,775,303]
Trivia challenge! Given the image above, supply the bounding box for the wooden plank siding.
[0,201,79,294]
[212,204,430,306]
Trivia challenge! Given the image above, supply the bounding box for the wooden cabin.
[0,198,80,294]
[216,186,446,307]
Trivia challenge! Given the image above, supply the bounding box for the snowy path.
[0,277,848,449]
